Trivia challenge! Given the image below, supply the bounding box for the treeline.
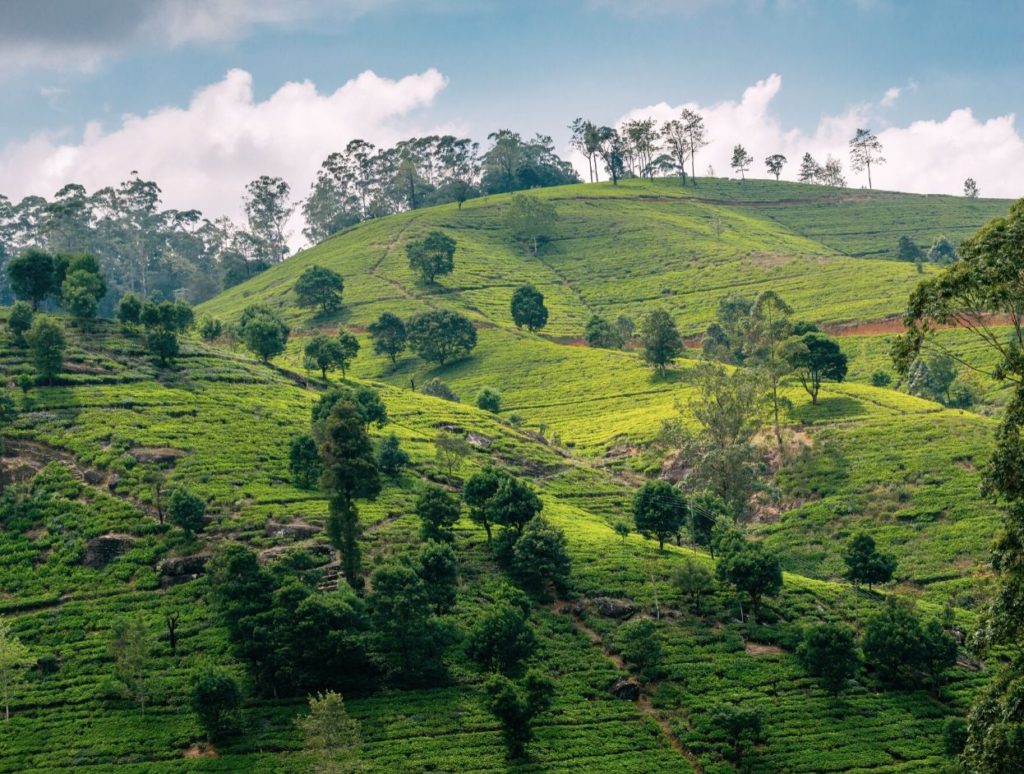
[0,130,578,309]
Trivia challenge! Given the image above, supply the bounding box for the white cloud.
[0,68,451,248]
[579,74,1023,199]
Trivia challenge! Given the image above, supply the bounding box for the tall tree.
[849,128,885,189]
[633,480,687,550]
[295,265,344,315]
[764,153,787,181]
[797,152,820,184]
[502,194,557,255]
[963,177,979,198]
[639,309,682,375]
[783,331,848,404]
[730,145,753,181]
[406,231,456,284]
[6,249,57,310]
[484,670,554,760]
[25,316,65,384]
[569,118,603,183]
[406,310,477,365]
[295,691,364,774]
[681,109,709,185]
[510,284,549,332]
[660,119,689,186]
[243,175,293,263]
[746,291,793,450]
[367,312,407,366]
[109,615,151,712]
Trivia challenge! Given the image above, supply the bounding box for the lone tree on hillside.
[406,310,477,365]
[843,532,896,590]
[633,480,687,551]
[167,487,206,536]
[25,317,65,384]
[798,152,820,184]
[503,194,557,255]
[466,591,537,676]
[238,305,290,364]
[730,145,753,181]
[190,666,242,742]
[140,299,194,366]
[681,109,709,185]
[367,312,407,366]
[304,335,345,379]
[783,331,848,404]
[510,285,549,332]
[465,466,509,542]
[335,331,360,378]
[747,290,794,451]
[765,153,787,181]
[862,599,957,688]
[639,309,682,375]
[407,231,456,284]
[295,265,344,315]
[963,177,979,198]
[849,128,885,189]
[109,615,151,712]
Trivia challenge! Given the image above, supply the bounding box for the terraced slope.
[0,320,988,772]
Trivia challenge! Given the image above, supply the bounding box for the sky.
[1,0,1022,247]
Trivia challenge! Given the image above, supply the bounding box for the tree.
[417,540,459,615]
[289,434,321,489]
[167,487,206,536]
[304,335,342,379]
[465,466,508,542]
[6,249,57,310]
[417,485,461,542]
[928,236,958,266]
[466,586,536,675]
[7,302,32,345]
[569,117,603,183]
[484,670,554,759]
[862,599,956,688]
[765,153,787,180]
[407,310,477,365]
[377,433,409,478]
[60,255,106,327]
[613,521,631,542]
[783,332,848,404]
[476,387,502,413]
[487,476,542,535]
[319,400,382,588]
[963,177,979,198]
[238,304,290,364]
[639,309,682,375]
[295,265,344,315]
[849,128,885,189]
[335,332,360,378]
[367,312,406,366]
[896,235,924,263]
[198,316,223,341]
[510,284,548,332]
[140,300,193,366]
[615,619,663,682]
[871,370,892,388]
[25,316,65,384]
[584,315,624,349]
[709,704,762,766]
[407,231,456,283]
[313,386,388,430]
[797,622,861,694]
[681,109,709,185]
[190,666,242,742]
[673,559,714,614]
[510,517,571,598]
[244,175,293,263]
[633,480,687,550]
[716,541,782,622]
[434,432,472,480]
[842,532,896,590]
[502,194,557,255]
[819,155,847,187]
[296,691,364,774]
[660,118,690,186]
[730,145,753,181]
[369,561,446,684]
[747,291,793,450]
[109,615,151,711]
[0,617,32,721]
[798,152,821,184]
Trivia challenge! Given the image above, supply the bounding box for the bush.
[509,517,571,599]
[421,378,459,402]
[377,434,409,478]
[7,302,33,345]
[167,488,206,535]
[199,316,224,341]
[476,387,502,413]
[615,619,663,682]
[870,370,892,387]
[190,666,242,742]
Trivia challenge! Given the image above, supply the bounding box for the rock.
[128,447,185,464]
[466,432,492,450]
[83,535,135,569]
[609,678,641,701]
[592,597,638,619]
[107,474,120,491]
[159,554,210,578]
[265,520,322,540]
[557,601,585,616]
[83,470,104,485]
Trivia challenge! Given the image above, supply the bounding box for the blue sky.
[1,0,1021,234]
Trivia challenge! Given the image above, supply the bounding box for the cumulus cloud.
[579,74,1024,199]
[0,68,451,248]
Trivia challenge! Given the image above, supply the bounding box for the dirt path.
[553,602,704,773]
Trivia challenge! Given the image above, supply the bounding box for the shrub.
[7,302,33,345]
[870,369,892,388]
[476,387,502,413]
[167,488,206,535]
[190,666,242,742]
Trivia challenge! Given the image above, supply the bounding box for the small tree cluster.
[238,304,290,364]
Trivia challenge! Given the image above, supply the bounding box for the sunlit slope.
[200,179,1009,336]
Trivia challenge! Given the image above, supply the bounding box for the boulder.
[128,447,185,464]
[159,554,210,578]
[265,520,321,540]
[609,678,641,700]
[592,597,638,619]
[83,535,135,569]
[83,470,104,485]
[466,432,493,450]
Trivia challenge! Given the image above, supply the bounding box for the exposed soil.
[745,642,785,657]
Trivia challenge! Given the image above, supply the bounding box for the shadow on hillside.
[790,396,866,423]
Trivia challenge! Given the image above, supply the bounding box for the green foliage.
[416,485,461,543]
[509,517,571,599]
[376,433,409,477]
[615,619,663,682]
[25,316,65,383]
[367,312,407,365]
[421,377,459,402]
[7,301,33,344]
[476,386,502,413]
[6,248,57,310]
[639,308,682,374]
[238,304,290,363]
[61,264,106,326]
[166,487,206,535]
[843,532,896,589]
[862,599,957,688]
[584,314,624,349]
[313,385,388,429]
[870,369,892,387]
[295,265,345,314]
[407,231,456,284]
[483,669,554,759]
[502,193,557,255]
[783,331,848,404]
[305,334,345,379]
[897,235,925,263]
[633,480,687,550]
[796,622,861,694]
[433,431,472,480]
[510,284,548,332]
[466,589,537,676]
[108,615,151,711]
[673,558,714,613]
[708,704,763,765]
[289,434,322,489]
[198,315,223,341]
[189,666,242,742]
[487,475,542,535]
[139,299,193,365]
[716,539,783,622]
[407,310,477,365]
[296,691,364,774]
[417,540,458,615]
[0,616,32,721]
[465,466,509,542]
